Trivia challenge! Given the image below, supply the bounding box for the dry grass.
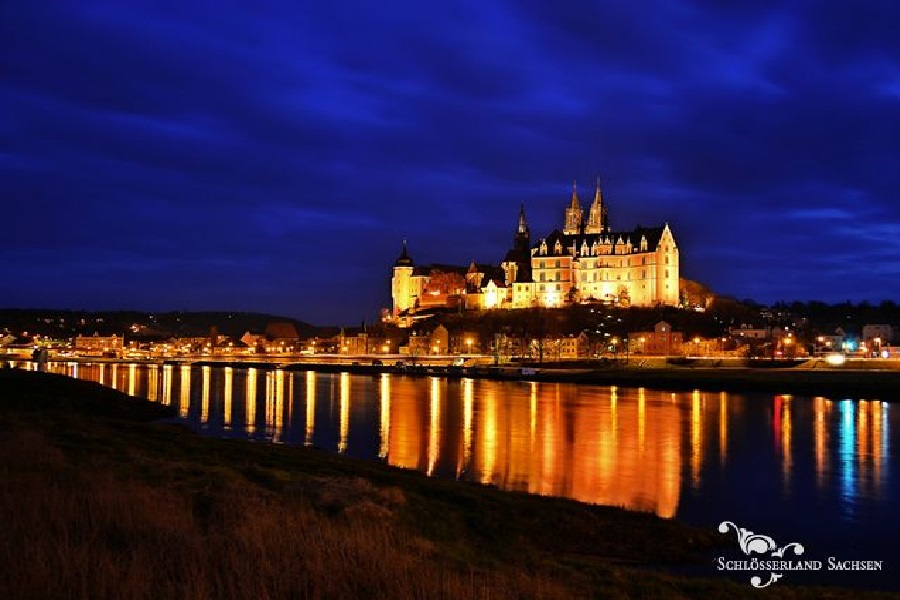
[0,430,574,600]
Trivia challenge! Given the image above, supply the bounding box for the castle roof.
[535,225,667,256]
[394,240,413,267]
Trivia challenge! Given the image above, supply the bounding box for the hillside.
[0,309,318,340]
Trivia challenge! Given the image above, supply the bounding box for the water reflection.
[304,371,315,445]
[38,362,894,525]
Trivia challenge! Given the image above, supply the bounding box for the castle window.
[556,284,561,290]
[554,241,562,254]
[555,259,561,268]
[642,257,646,265]
[665,270,668,278]
[665,256,669,264]
[593,273,597,282]
[540,272,545,282]
[581,273,586,282]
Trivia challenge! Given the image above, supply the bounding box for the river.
[28,361,899,589]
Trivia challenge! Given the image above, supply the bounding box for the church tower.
[515,203,530,251]
[585,178,609,234]
[563,181,583,234]
[513,204,532,283]
[502,204,532,286]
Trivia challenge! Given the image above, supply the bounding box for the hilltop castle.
[391,181,679,323]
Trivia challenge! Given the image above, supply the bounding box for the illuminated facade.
[73,333,123,354]
[391,181,680,320]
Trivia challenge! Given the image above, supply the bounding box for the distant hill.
[0,309,320,340]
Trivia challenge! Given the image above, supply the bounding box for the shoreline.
[14,356,900,399]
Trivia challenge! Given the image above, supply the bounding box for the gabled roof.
[265,322,299,340]
[534,225,667,256]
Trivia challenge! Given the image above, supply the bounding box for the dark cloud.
[2,0,899,323]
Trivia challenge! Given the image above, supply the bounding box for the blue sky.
[3,1,900,324]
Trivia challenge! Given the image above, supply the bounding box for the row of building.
[9,317,896,361]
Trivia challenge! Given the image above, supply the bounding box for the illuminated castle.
[391,181,679,321]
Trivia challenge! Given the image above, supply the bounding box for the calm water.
[30,361,900,588]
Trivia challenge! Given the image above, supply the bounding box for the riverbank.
[277,361,900,399]
[15,356,900,399]
[1,370,894,598]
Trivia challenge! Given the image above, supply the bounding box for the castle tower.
[563,181,584,234]
[502,204,532,286]
[585,178,609,234]
[391,240,415,316]
[513,204,532,283]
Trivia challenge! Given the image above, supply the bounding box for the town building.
[631,321,683,356]
[862,324,894,345]
[73,333,123,355]
[391,181,679,324]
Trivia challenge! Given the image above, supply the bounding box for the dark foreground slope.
[0,370,893,599]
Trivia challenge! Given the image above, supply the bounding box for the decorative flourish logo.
[718,521,805,588]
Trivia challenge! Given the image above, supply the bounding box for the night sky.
[4,2,900,325]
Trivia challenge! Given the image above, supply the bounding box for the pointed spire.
[517,203,529,235]
[586,176,608,234]
[592,177,602,206]
[564,180,585,234]
[394,238,413,267]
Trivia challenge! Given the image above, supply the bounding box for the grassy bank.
[0,370,894,599]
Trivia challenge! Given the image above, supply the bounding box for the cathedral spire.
[570,180,580,208]
[564,180,584,234]
[517,203,529,236]
[586,177,608,234]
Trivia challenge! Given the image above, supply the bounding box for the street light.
[466,338,472,354]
